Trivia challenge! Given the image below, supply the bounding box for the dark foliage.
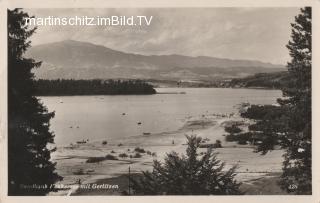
[105,154,118,160]
[133,153,142,158]
[224,124,255,145]
[33,79,156,96]
[130,135,241,195]
[230,71,293,89]
[225,132,255,145]
[119,153,128,158]
[86,154,118,163]
[86,157,106,163]
[224,125,242,134]
[240,8,312,194]
[134,147,146,153]
[8,9,62,195]
[213,140,222,148]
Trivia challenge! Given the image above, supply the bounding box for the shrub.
[102,140,108,145]
[213,139,222,148]
[133,153,142,158]
[237,140,247,145]
[119,153,128,158]
[86,154,118,163]
[134,147,146,153]
[86,157,106,163]
[225,134,237,142]
[225,125,242,134]
[130,135,241,195]
[105,154,118,160]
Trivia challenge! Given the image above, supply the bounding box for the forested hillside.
[34,79,156,96]
[229,71,291,89]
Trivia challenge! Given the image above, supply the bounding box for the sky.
[26,8,300,65]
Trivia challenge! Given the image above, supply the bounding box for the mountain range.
[26,40,286,81]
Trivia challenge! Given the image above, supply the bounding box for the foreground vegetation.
[34,79,156,96]
[130,135,242,195]
[8,9,62,195]
[231,8,312,194]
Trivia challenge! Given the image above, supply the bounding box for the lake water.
[39,88,282,145]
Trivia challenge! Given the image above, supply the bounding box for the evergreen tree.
[279,7,312,194]
[240,7,311,194]
[130,135,241,195]
[8,9,62,195]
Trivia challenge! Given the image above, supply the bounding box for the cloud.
[26,7,300,64]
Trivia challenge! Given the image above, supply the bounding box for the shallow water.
[39,88,282,145]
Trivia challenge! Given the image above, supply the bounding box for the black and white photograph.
[3,4,315,199]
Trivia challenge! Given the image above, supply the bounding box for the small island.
[34,79,157,96]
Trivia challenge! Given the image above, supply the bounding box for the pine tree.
[8,9,62,195]
[130,135,241,195]
[240,7,312,194]
[278,7,312,194]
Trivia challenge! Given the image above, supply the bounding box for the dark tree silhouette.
[240,7,312,194]
[8,9,62,195]
[34,79,156,96]
[130,135,241,195]
[279,7,312,194]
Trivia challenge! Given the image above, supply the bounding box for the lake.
[39,88,282,146]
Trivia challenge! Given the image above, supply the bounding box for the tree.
[8,9,62,195]
[240,7,311,194]
[130,135,241,195]
[279,7,312,194]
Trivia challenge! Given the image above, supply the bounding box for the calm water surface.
[39,88,282,145]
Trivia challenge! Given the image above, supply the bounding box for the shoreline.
[49,112,284,196]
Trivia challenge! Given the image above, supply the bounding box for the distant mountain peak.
[27,40,286,80]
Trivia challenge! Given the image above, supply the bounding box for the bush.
[86,154,118,163]
[225,125,242,134]
[119,153,128,158]
[225,134,237,142]
[134,147,146,153]
[213,139,222,148]
[237,140,247,145]
[133,153,142,158]
[131,135,241,195]
[102,140,108,145]
[86,157,106,163]
[105,154,118,160]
